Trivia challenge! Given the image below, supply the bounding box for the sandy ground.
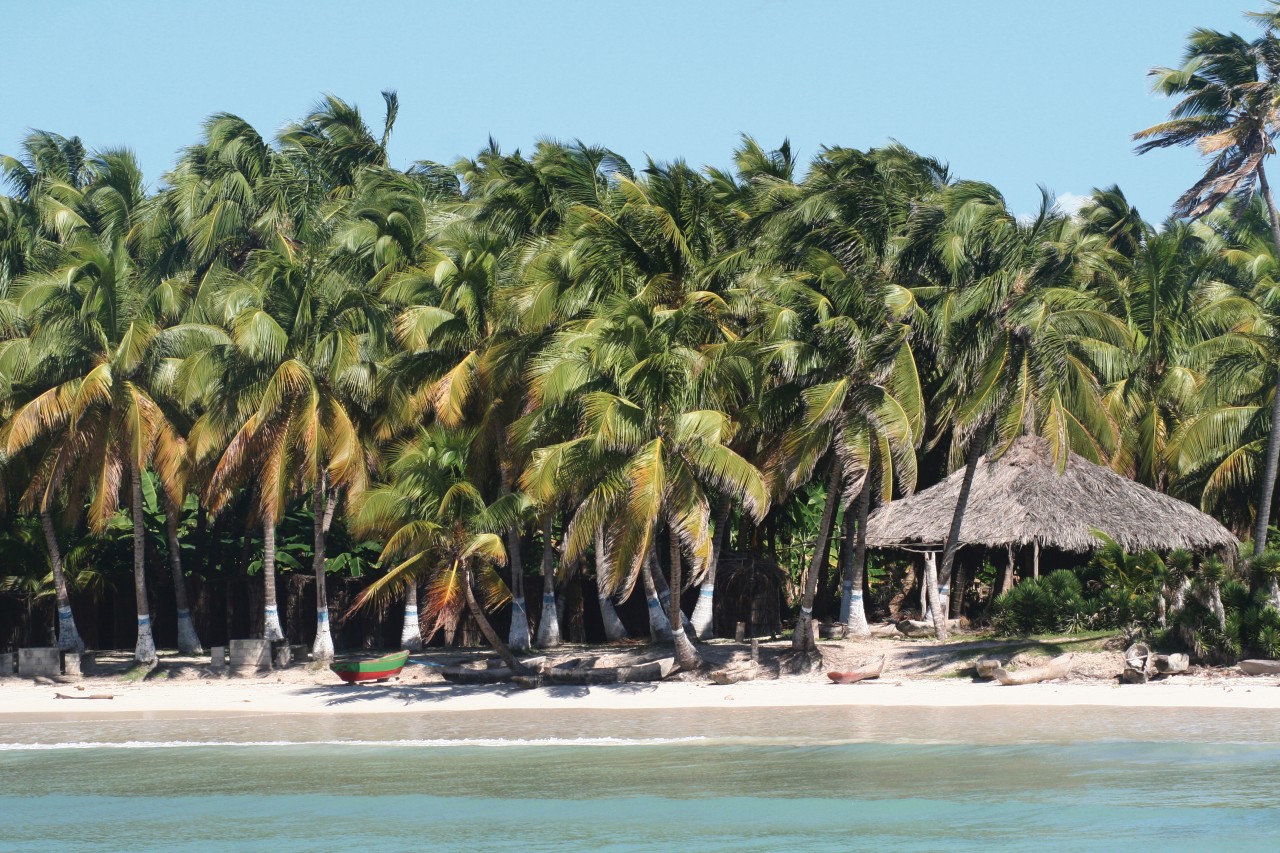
[4,632,1279,717]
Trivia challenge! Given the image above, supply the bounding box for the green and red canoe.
[329,650,410,684]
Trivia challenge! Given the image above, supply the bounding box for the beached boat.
[329,650,410,684]
[827,655,886,684]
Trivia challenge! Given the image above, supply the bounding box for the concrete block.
[0,652,15,676]
[18,647,61,678]
[62,651,82,678]
[209,646,226,669]
[274,644,292,668]
[229,639,272,672]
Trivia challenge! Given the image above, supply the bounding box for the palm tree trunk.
[690,494,731,639]
[1252,167,1280,555]
[131,467,156,664]
[668,524,702,670]
[595,527,628,641]
[649,544,693,634]
[502,476,530,651]
[41,503,83,653]
[534,515,561,647]
[507,526,531,651]
[839,476,873,637]
[935,425,988,641]
[163,494,202,655]
[462,563,529,674]
[401,582,423,650]
[641,552,673,640]
[793,464,843,651]
[262,518,284,642]
[310,478,336,661]
[923,550,944,638]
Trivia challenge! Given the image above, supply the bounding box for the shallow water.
[3,706,1280,852]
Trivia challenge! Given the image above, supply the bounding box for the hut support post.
[1033,541,1040,580]
[1001,544,1015,597]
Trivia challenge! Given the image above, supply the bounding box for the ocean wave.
[0,736,712,751]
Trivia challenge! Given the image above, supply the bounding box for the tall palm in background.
[1136,19,1280,553]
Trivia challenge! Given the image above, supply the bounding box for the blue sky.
[0,1,1259,219]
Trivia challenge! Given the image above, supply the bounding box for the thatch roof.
[865,436,1239,555]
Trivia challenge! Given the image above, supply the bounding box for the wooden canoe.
[330,650,410,684]
[1239,659,1280,676]
[827,655,886,684]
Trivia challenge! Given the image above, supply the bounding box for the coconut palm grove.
[8,7,1280,674]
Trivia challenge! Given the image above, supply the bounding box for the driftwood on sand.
[709,661,760,685]
[54,692,114,700]
[896,619,963,638]
[975,658,1003,679]
[990,654,1073,685]
[826,655,887,684]
[1239,659,1280,676]
[441,657,675,686]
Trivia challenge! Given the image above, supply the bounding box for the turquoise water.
[3,706,1280,851]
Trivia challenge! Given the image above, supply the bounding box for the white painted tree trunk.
[131,468,157,664]
[42,505,83,653]
[668,525,702,670]
[689,495,731,639]
[507,526,531,651]
[164,497,202,655]
[1269,577,1280,613]
[595,527,628,641]
[642,555,673,641]
[401,583,423,650]
[839,479,872,638]
[535,516,561,648]
[262,520,284,642]
[649,552,693,635]
[924,551,947,640]
[310,479,338,661]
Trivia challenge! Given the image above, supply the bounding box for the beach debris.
[1121,643,1152,683]
[54,692,115,700]
[895,619,963,638]
[1239,659,1280,676]
[441,656,676,686]
[975,658,1004,679]
[1152,653,1189,674]
[990,653,1074,685]
[710,661,760,685]
[826,655,887,684]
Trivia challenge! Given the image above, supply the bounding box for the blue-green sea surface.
[3,705,1279,852]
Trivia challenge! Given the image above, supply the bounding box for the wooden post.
[1033,541,1040,580]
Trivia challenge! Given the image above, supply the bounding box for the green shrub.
[991,570,1090,636]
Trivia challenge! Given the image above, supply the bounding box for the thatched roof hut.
[865,436,1239,555]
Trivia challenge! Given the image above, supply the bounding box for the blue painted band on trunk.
[800,606,812,616]
[699,587,714,598]
[543,593,556,604]
[317,610,329,623]
[137,615,151,627]
[850,591,863,601]
[404,606,418,615]
[265,606,278,614]
[647,598,661,610]
[177,609,191,619]
[58,605,73,617]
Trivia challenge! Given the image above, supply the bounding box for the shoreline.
[4,676,1280,719]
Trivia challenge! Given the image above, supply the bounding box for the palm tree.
[907,184,1123,638]
[523,299,769,670]
[1135,20,1280,553]
[350,427,528,672]
[3,150,184,663]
